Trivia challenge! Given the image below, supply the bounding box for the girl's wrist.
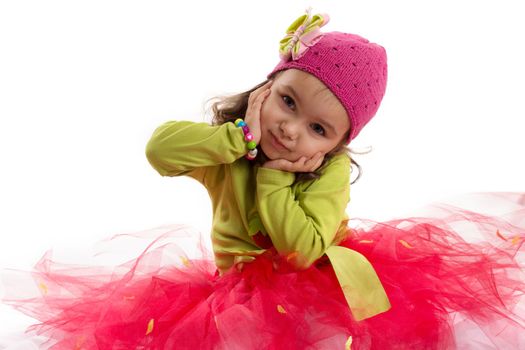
[234,118,258,160]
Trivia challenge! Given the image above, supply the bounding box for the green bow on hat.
[278,8,330,61]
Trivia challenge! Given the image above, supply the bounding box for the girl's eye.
[311,123,325,136]
[282,95,296,110]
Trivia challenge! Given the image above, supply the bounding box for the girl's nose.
[280,120,299,140]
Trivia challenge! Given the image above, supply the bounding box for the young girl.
[2,8,525,349]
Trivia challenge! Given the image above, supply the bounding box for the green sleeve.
[145,120,246,182]
[255,154,351,269]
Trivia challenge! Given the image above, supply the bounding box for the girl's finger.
[249,90,271,115]
[256,89,271,101]
[249,80,273,104]
[294,156,307,171]
[255,85,272,104]
[273,159,291,172]
[247,88,272,118]
[311,154,324,171]
[304,153,319,166]
[257,89,271,102]
[302,153,323,172]
[281,161,292,172]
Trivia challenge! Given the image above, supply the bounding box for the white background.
[1,0,524,340]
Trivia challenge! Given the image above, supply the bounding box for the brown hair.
[206,78,364,185]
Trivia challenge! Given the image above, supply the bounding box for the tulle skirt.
[1,193,525,349]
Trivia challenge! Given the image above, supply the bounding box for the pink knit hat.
[267,10,387,142]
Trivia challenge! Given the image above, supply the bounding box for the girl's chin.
[259,148,300,163]
[260,141,304,162]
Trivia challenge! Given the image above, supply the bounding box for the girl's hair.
[206,78,364,185]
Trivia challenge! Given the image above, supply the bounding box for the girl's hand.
[263,152,324,173]
[244,80,273,144]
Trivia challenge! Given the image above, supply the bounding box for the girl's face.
[259,69,350,162]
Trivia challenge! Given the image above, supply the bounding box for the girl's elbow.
[145,138,160,163]
[145,140,171,176]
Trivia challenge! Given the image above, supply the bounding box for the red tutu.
[1,193,525,349]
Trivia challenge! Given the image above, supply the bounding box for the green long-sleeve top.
[145,120,350,269]
[145,120,390,321]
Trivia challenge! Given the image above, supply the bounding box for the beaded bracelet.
[234,118,258,160]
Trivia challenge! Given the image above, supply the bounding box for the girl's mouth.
[271,133,288,151]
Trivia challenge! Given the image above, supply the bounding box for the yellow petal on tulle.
[180,255,190,267]
[399,240,414,249]
[496,229,507,241]
[511,236,522,246]
[286,251,299,262]
[359,239,374,244]
[38,282,48,295]
[345,335,353,349]
[146,318,154,335]
[277,304,287,314]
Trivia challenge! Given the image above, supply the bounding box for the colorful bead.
[242,125,250,134]
[244,133,254,142]
[234,118,244,127]
[247,141,257,150]
[246,148,258,160]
